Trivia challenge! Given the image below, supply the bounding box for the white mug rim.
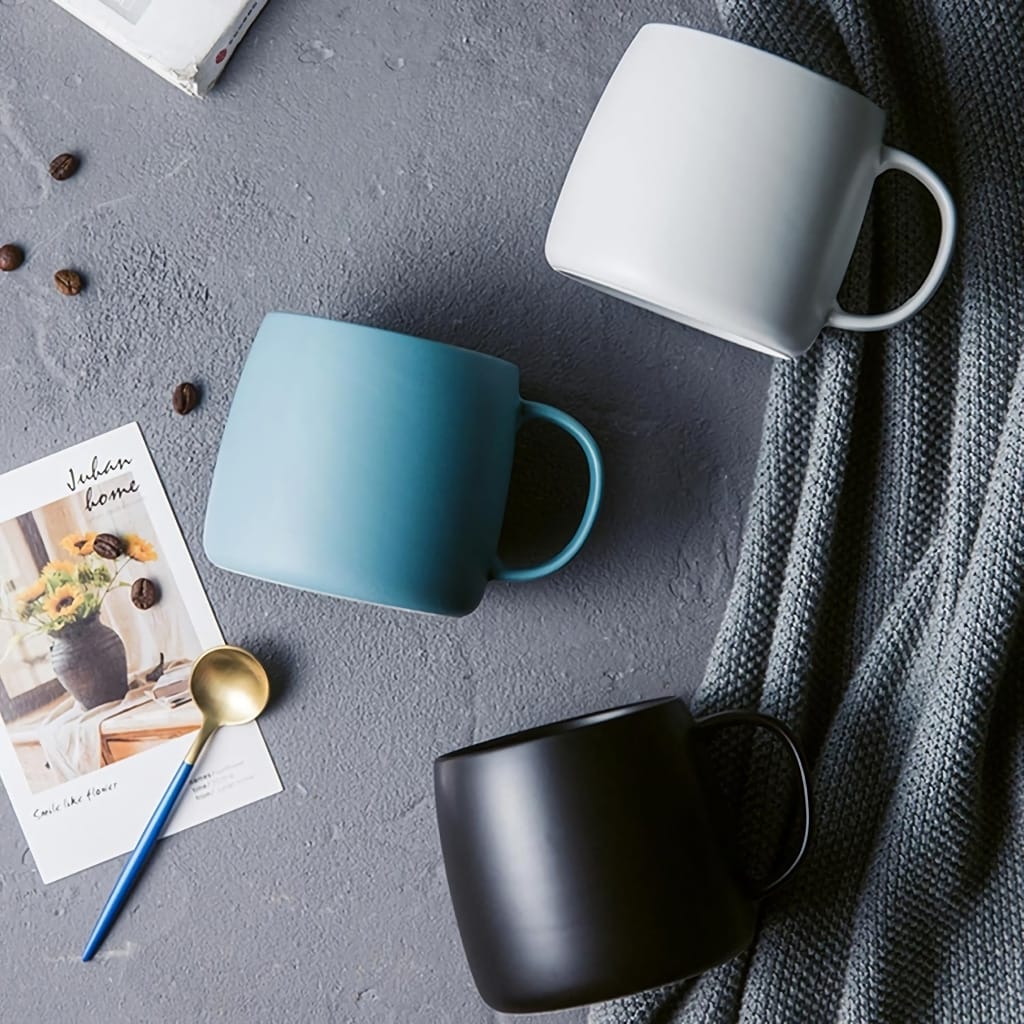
[641,23,884,118]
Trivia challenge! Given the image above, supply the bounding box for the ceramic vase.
[49,615,128,710]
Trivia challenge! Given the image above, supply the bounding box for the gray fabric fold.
[592,1,1024,1021]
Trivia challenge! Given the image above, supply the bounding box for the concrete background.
[0,1,770,1021]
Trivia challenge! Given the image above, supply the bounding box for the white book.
[49,0,271,97]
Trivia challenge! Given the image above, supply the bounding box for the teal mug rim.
[259,311,520,378]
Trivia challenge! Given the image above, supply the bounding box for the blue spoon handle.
[81,758,195,961]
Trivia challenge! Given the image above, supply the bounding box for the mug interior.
[436,697,678,761]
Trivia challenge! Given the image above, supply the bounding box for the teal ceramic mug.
[204,313,604,616]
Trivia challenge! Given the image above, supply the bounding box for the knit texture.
[592,1,1024,1021]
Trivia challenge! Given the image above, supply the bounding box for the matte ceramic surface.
[546,24,957,358]
[435,698,813,1013]
[204,314,603,616]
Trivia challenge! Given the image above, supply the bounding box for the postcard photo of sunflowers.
[0,458,210,795]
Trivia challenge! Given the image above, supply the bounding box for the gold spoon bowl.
[185,645,271,763]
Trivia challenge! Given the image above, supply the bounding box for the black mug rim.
[435,697,678,764]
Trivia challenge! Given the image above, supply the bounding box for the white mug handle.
[827,146,957,333]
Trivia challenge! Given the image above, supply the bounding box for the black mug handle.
[693,709,813,899]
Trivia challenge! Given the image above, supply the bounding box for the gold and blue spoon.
[82,645,270,961]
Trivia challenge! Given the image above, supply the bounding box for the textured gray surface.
[0,2,769,1021]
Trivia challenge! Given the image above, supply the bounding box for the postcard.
[0,423,281,882]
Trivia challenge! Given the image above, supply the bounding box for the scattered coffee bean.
[93,533,124,559]
[172,381,199,415]
[54,269,83,295]
[131,578,158,610]
[0,244,24,272]
[48,153,80,181]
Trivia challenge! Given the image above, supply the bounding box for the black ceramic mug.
[434,697,812,1013]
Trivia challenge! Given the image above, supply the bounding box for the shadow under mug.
[204,313,603,616]
[434,697,813,1013]
[546,24,957,359]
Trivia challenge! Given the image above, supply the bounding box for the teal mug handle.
[491,400,604,582]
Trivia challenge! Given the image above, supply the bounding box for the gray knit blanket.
[592,1,1024,1022]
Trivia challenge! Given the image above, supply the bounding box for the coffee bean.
[0,244,24,272]
[172,381,199,415]
[48,153,80,181]
[54,269,83,295]
[93,533,124,559]
[131,578,158,610]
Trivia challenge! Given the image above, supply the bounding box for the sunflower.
[42,559,79,578]
[61,531,98,556]
[15,577,47,603]
[124,534,157,562]
[43,584,85,619]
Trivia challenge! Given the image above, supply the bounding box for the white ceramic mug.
[545,25,957,359]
